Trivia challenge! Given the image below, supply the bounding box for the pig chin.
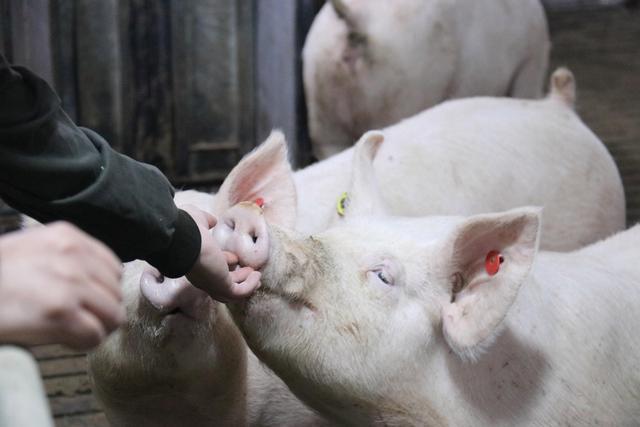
[233,285,315,332]
[247,255,318,314]
[132,298,217,347]
[232,276,318,352]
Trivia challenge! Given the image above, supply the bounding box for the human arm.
[0,52,199,278]
[0,54,260,300]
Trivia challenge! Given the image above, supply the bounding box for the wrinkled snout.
[139,267,212,319]
[212,202,270,270]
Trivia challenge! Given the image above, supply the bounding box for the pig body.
[293,70,624,251]
[218,201,640,426]
[88,191,328,427]
[303,0,550,158]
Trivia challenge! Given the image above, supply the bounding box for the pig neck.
[358,275,549,426]
[294,147,354,235]
[409,250,634,426]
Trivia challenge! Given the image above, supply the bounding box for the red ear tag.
[254,197,265,208]
[485,250,504,276]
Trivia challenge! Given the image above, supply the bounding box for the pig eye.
[371,268,393,286]
[377,271,391,285]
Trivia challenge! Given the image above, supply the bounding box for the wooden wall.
[0,0,324,183]
[1,0,257,186]
[0,0,322,230]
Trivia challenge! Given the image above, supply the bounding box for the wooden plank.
[170,0,254,183]
[543,0,626,11]
[235,0,256,158]
[31,345,85,361]
[49,0,77,120]
[0,0,9,59]
[39,356,88,378]
[121,0,174,173]
[55,412,109,427]
[49,393,101,418]
[75,0,122,149]
[7,0,53,84]
[255,0,298,162]
[44,374,92,398]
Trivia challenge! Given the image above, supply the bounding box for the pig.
[87,191,329,427]
[226,68,624,252]
[299,68,625,247]
[303,0,551,158]
[214,191,640,425]
[87,65,623,422]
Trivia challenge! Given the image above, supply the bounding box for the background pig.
[303,0,550,158]
[231,69,621,251]
[217,195,640,426]
[87,190,328,427]
[169,69,621,253]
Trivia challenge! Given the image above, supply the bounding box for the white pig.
[214,190,640,425]
[223,68,624,252]
[87,191,329,427]
[303,0,551,158]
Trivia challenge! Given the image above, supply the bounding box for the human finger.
[79,283,126,334]
[226,270,261,300]
[224,251,239,266]
[60,309,108,351]
[81,252,123,302]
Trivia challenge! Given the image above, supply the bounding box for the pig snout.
[139,267,211,319]
[212,202,270,270]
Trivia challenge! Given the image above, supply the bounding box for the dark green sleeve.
[0,54,200,278]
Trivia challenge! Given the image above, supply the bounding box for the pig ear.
[337,131,387,220]
[330,0,367,53]
[331,0,361,32]
[440,207,541,362]
[214,130,297,229]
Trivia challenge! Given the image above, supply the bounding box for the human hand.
[0,222,125,350]
[181,205,261,302]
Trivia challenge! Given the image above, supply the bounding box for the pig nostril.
[249,230,258,244]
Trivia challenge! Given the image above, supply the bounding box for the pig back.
[374,96,624,251]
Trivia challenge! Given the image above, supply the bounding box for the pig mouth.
[158,309,198,331]
[252,287,317,313]
[163,307,191,319]
[159,299,216,323]
[139,297,215,329]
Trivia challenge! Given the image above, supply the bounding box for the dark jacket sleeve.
[0,53,200,278]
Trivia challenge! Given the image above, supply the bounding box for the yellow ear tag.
[336,192,349,217]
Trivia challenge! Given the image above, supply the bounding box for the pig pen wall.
[0,4,637,427]
[547,6,640,224]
